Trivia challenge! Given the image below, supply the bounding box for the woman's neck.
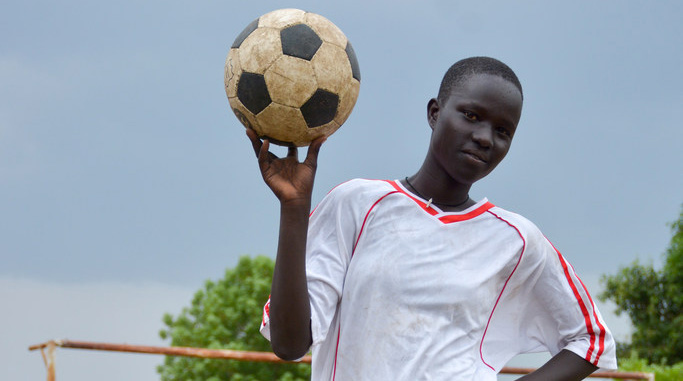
[403,169,474,211]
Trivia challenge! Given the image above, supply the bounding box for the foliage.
[157,255,311,381]
[616,353,683,381]
[600,208,682,365]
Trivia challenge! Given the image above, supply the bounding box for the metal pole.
[29,339,655,380]
[29,339,311,363]
[46,341,56,381]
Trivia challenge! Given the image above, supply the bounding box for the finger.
[246,128,262,158]
[287,146,298,160]
[258,139,271,164]
[304,135,326,167]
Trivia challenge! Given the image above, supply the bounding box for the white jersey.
[261,179,617,380]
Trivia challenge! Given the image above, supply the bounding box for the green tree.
[600,208,682,365]
[157,255,311,381]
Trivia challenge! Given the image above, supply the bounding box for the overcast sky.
[2,1,682,380]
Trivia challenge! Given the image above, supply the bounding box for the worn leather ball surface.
[225,8,361,147]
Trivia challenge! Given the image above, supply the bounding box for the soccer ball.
[224,9,361,147]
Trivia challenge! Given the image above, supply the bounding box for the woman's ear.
[427,98,439,130]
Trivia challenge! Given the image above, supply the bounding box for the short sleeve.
[306,183,361,346]
[482,223,617,371]
[260,181,362,346]
[531,237,616,369]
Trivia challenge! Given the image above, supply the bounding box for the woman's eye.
[496,127,511,137]
[463,111,478,121]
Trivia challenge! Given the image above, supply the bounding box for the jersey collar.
[385,180,494,223]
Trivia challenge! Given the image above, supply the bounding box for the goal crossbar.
[29,339,654,380]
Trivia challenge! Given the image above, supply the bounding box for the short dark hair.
[437,57,523,103]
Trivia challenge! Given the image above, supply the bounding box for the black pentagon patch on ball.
[345,42,361,82]
[280,24,323,61]
[237,72,271,115]
[301,89,339,128]
[232,18,259,49]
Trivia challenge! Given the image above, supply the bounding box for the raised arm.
[247,129,325,360]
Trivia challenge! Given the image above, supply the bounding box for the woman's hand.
[246,128,326,204]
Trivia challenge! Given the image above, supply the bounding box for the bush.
[157,255,311,381]
[616,354,683,381]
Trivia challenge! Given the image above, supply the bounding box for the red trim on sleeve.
[572,262,607,365]
[551,245,601,365]
[262,296,271,327]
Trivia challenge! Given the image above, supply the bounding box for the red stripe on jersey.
[352,191,400,255]
[385,180,494,222]
[332,322,341,381]
[479,210,527,371]
[572,262,607,365]
[261,297,270,327]
[552,246,599,363]
[385,180,439,216]
[438,202,494,223]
